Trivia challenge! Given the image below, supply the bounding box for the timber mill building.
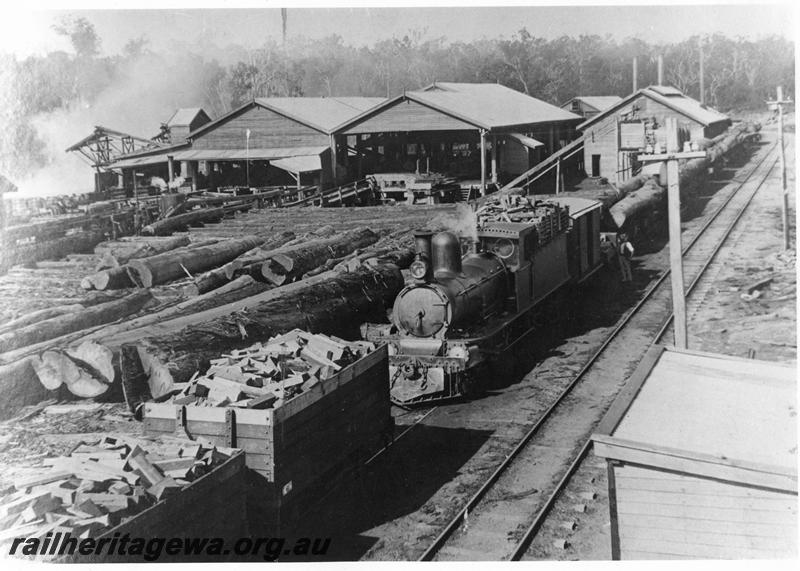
[578,85,731,184]
[91,82,583,195]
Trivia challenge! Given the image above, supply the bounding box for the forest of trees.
[0,16,794,181]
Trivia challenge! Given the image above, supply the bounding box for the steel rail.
[419,140,778,562]
[508,148,779,561]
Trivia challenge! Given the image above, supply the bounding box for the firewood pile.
[0,433,234,548]
[165,329,376,410]
[475,195,570,244]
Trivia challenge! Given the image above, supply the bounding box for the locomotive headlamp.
[410,258,429,280]
[491,238,515,259]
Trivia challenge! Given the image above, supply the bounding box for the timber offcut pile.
[163,330,376,410]
[0,433,235,552]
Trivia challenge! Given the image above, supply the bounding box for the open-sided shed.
[110,97,383,191]
[592,345,797,560]
[334,82,583,194]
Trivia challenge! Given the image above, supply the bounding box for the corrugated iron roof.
[599,346,796,477]
[507,132,544,149]
[270,155,322,174]
[110,146,328,169]
[410,82,583,129]
[645,89,730,126]
[578,86,730,131]
[562,96,623,112]
[167,108,210,127]
[256,97,385,133]
[188,97,385,140]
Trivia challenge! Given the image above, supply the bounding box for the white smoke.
[8,49,228,197]
[428,202,478,243]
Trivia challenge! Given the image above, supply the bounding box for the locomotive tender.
[363,195,603,406]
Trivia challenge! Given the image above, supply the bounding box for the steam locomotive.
[362,195,603,406]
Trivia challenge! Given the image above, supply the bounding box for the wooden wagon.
[143,344,392,533]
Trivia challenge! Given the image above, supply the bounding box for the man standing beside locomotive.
[618,233,635,282]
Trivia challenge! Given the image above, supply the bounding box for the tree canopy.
[0,19,794,181]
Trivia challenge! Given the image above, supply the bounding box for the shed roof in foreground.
[592,345,796,491]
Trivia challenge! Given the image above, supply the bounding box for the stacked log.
[94,235,191,269]
[188,231,296,294]
[99,263,404,395]
[0,304,84,335]
[260,227,379,285]
[609,121,761,229]
[0,290,154,354]
[141,207,225,236]
[83,238,223,290]
[127,235,265,288]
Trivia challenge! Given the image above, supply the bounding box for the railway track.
[414,140,780,561]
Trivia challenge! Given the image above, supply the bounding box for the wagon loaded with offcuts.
[363,194,603,406]
[141,330,392,534]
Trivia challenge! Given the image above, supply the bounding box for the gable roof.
[167,108,211,127]
[188,97,384,139]
[258,97,384,133]
[578,86,730,131]
[561,96,623,112]
[415,82,582,129]
[337,82,583,133]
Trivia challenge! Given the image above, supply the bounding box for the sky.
[0,1,796,58]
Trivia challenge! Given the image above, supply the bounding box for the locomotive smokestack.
[413,230,433,261]
[432,231,462,278]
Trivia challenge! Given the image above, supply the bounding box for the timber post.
[768,86,792,250]
[480,129,487,196]
[638,118,707,349]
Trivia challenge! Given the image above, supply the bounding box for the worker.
[600,235,617,269]
[618,233,635,282]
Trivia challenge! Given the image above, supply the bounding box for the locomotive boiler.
[363,196,603,406]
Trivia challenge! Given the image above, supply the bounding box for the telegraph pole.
[638,118,707,349]
[767,86,792,250]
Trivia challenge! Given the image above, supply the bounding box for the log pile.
[0,290,154,354]
[163,330,375,410]
[140,207,226,236]
[0,434,234,551]
[608,121,762,229]
[94,236,190,269]
[260,227,378,285]
[110,263,403,397]
[0,203,443,420]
